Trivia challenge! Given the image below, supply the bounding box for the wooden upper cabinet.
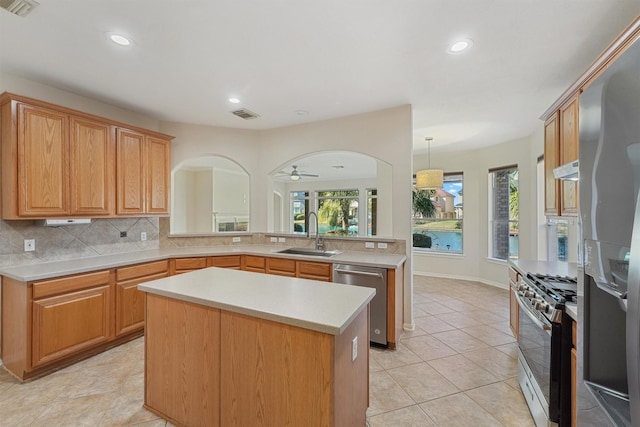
[17,103,69,217]
[70,117,115,216]
[0,92,172,219]
[117,128,146,215]
[560,96,579,216]
[146,136,170,214]
[117,129,171,215]
[543,96,579,217]
[544,113,560,216]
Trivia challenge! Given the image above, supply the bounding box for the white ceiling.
[1,1,639,155]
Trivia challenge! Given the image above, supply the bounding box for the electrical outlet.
[24,239,35,252]
[120,231,127,238]
[377,242,388,249]
[365,242,374,249]
[232,236,241,243]
[352,336,358,361]
[270,237,278,243]
[278,237,286,243]
[141,232,147,241]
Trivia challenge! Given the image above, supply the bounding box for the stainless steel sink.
[277,248,342,257]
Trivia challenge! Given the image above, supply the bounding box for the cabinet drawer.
[298,261,332,281]
[208,255,241,269]
[174,257,208,271]
[116,260,168,282]
[508,267,520,283]
[267,258,296,277]
[33,270,111,299]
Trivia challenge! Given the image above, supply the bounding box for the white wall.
[413,129,544,288]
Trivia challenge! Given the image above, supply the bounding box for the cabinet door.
[544,113,560,216]
[116,271,168,336]
[208,255,242,269]
[298,261,332,281]
[18,103,69,216]
[146,136,170,214]
[560,97,579,216]
[267,257,297,277]
[32,284,112,367]
[242,255,266,273]
[172,257,208,274]
[69,117,115,216]
[117,128,145,214]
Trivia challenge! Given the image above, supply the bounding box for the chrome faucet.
[306,211,324,251]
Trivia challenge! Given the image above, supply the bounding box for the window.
[291,191,309,234]
[489,166,519,260]
[317,190,359,236]
[367,189,377,237]
[412,173,464,253]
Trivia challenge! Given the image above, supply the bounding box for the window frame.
[488,165,519,261]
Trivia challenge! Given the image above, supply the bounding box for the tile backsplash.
[0,217,160,268]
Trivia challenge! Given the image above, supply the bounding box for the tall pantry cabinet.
[0,92,172,219]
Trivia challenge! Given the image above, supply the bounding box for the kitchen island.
[138,266,375,427]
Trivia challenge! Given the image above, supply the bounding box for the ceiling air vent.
[231,108,260,120]
[0,0,39,16]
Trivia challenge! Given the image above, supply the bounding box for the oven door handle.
[514,290,552,333]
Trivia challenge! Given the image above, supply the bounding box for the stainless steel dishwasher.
[333,264,387,346]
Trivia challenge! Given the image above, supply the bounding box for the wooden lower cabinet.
[299,260,332,281]
[242,255,266,273]
[1,262,167,381]
[508,267,520,339]
[32,283,112,368]
[115,260,168,336]
[170,257,208,275]
[208,255,241,269]
[266,257,296,276]
[144,293,368,427]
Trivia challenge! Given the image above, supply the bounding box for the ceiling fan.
[278,165,319,181]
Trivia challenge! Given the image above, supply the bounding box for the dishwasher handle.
[333,268,383,279]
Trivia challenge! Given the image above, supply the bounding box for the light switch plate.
[278,237,286,243]
[377,242,388,249]
[270,237,278,243]
[232,237,241,243]
[140,232,147,241]
[365,242,375,249]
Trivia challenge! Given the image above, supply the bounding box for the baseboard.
[413,270,507,290]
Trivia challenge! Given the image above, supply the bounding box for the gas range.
[518,273,578,324]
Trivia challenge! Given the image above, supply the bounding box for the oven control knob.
[524,290,534,298]
[518,284,528,292]
[535,301,549,313]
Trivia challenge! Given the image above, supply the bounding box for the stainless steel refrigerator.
[578,35,640,426]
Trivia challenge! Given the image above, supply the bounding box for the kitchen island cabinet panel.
[220,311,334,426]
[32,284,112,367]
[144,294,220,427]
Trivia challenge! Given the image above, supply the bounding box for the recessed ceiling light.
[229,97,240,104]
[447,39,473,54]
[108,33,132,46]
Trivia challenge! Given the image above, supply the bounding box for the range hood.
[553,160,579,181]
[41,218,92,226]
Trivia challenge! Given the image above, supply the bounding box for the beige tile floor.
[0,275,534,426]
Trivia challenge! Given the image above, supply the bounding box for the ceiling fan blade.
[300,173,319,177]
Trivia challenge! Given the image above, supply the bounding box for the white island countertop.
[0,244,406,282]
[138,266,376,336]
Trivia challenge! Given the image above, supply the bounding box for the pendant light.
[416,137,443,189]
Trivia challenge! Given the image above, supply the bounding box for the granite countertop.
[510,259,579,321]
[138,267,375,335]
[0,245,407,282]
